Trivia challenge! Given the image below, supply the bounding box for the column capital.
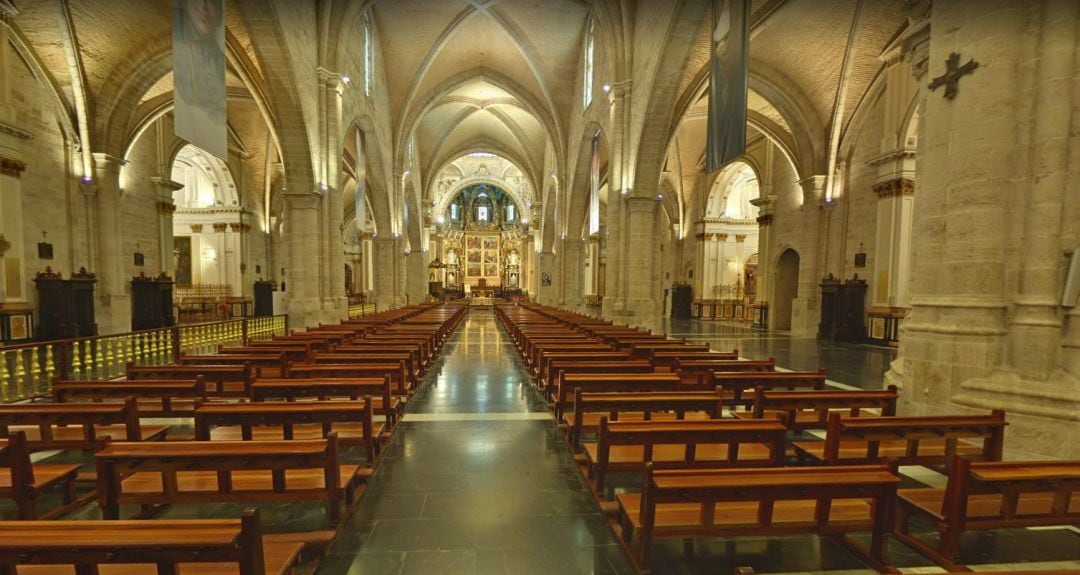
[283,192,321,209]
[190,224,204,233]
[717,233,729,242]
[157,200,177,214]
[756,214,773,226]
[624,195,658,214]
[92,152,126,170]
[735,234,747,243]
[150,176,184,192]
[0,155,25,178]
[872,177,915,198]
[212,223,229,233]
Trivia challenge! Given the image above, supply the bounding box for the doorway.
[773,248,800,331]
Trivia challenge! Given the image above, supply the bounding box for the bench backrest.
[286,362,407,395]
[195,399,373,446]
[570,390,723,448]
[179,354,285,377]
[751,385,899,431]
[0,509,273,575]
[595,419,786,493]
[126,362,253,397]
[710,370,827,405]
[940,458,1080,528]
[549,360,653,396]
[0,431,34,498]
[0,399,142,450]
[539,351,634,382]
[822,410,1007,466]
[250,377,390,406]
[219,345,311,364]
[556,374,681,419]
[650,351,739,368]
[52,379,207,418]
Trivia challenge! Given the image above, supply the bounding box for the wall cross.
[928,52,978,100]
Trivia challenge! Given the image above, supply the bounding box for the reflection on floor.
[663,318,898,390]
[11,310,1078,575]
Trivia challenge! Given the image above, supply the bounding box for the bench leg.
[63,477,77,504]
[16,496,38,520]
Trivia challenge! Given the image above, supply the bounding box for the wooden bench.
[0,400,168,451]
[538,351,635,389]
[312,353,418,391]
[286,362,408,397]
[251,377,399,427]
[673,358,777,387]
[628,343,712,360]
[734,385,899,431]
[546,359,653,400]
[650,350,738,370]
[568,389,724,449]
[529,343,613,375]
[0,508,303,575]
[556,373,683,422]
[126,363,253,398]
[52,378,208,418]
[194,399,381,463]
[96,434,363,525]
[330,343,425,371]
[616,464,901,572]
[586,418,787,497]
[710,369,827,407]
[219,344,311,365]
[895,458,1080,569]
[792,410,1007,467]
[0,431,79,519]
[179,354,286,378]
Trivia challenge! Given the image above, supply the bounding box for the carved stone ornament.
[0,234,9,256]
[872,178,915,198]
[0,156,27,178]
[928,52,978,100]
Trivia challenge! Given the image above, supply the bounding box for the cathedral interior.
[0,0,1077,573]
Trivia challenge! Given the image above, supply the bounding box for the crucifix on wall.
[928,52,978,100]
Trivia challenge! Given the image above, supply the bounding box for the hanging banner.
[173,0,227,159]
[706,0,750,173]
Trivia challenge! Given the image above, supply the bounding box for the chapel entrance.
[773,248,800,331]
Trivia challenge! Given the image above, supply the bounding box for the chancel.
[0,0,1077,574]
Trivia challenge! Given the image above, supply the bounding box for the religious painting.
[8,315,28,341]
[173,0,227,159]
[467,264,481,277]
[541,272,552,286]
[483,237,498,250]
[466,237,482,250]
[174,236,193,285]
[467,250,481,263]
[483,251,497,264]
[484,264,498,277]
[870,317,886,341]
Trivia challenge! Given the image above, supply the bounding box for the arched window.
[507,203,515,221]
[583,17,594,109]
[478,206,489,222]
[363,11,374,97]
[450,204,459,220]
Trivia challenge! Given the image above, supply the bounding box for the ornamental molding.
[0,156,26,178]
[873,178,915,198]
[0,121,32,141]
[866,148,917,167]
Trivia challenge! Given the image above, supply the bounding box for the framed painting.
[484,264,498,277]
[467,264,482,277]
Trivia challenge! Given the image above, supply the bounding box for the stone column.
[715,233,728,291]
[231,223,253,297]
[734,234,747,294]
[360,232,374,295]
[372,236,404,310]
[283,193,322,329]
[602,82,631,317]
[405,249,427,305]
[789,176,826,337]
[562,237,584,309]
[624,196,660,330]
[91,153,130,334]
[751,195,776,305]
[537,250,557,305]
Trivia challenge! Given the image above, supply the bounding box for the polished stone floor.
[662,318,897,390]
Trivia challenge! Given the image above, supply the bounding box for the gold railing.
[0,315,288,402]
[348,304,376,319]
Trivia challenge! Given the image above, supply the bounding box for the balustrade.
[0,315,287,402]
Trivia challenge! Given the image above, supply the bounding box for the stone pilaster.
[789,176,825,336]
[91,153,130,334]
[373,236,405,310]
[623,196,661,331]
[536,250,557,305]
[150,178,182,278]
[405,248,427,305]
[282,193,322,329]
[602,81,631,317]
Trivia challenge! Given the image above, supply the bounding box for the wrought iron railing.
[348,304,376,319]
[0,315,288,402]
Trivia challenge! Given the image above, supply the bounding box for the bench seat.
[898,488,1080,523]
[616,492,876,533]
[562,410,712,428]
[119,466,363,497]
[9,424,169,444]
[583,442,775,467]
[15,540,301,575]
[0,464,81,492]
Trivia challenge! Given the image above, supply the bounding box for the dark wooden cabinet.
[818,274,867,342]
[34,267,97,340]
[253,280,275,317]
[671,284,693,319]
[131,273,174,331]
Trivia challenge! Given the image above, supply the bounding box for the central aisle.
[317,309,635,575]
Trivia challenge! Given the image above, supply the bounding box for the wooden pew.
[529,343,613,375]
[219,344,311,365]
[0,431,79,519]
[194,399,381,463]
[126,362,253,398]
[96,434,363,525]
[673,358,777,387]
[0,508,304,575]
[311,353,418,391]
[0,399,168,451]
[628,343,711,360]
[330,343,425,372]
[52,378,208,418]
[546,358,652,400]
[650,350,738,370]
[616,464,901,572]
[568,389,723,449]
[734,385,899,431]
[179,353,286,378]
[792,410,1007,467]
[251,377,399,427]
[286,362,409,397]
[711,369,827,407]
[895,458,1080,569]
[556,373,682,422]
[539,351,635,390]
[586,418,787,496]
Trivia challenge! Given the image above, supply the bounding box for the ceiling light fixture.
[602,84,610,93]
